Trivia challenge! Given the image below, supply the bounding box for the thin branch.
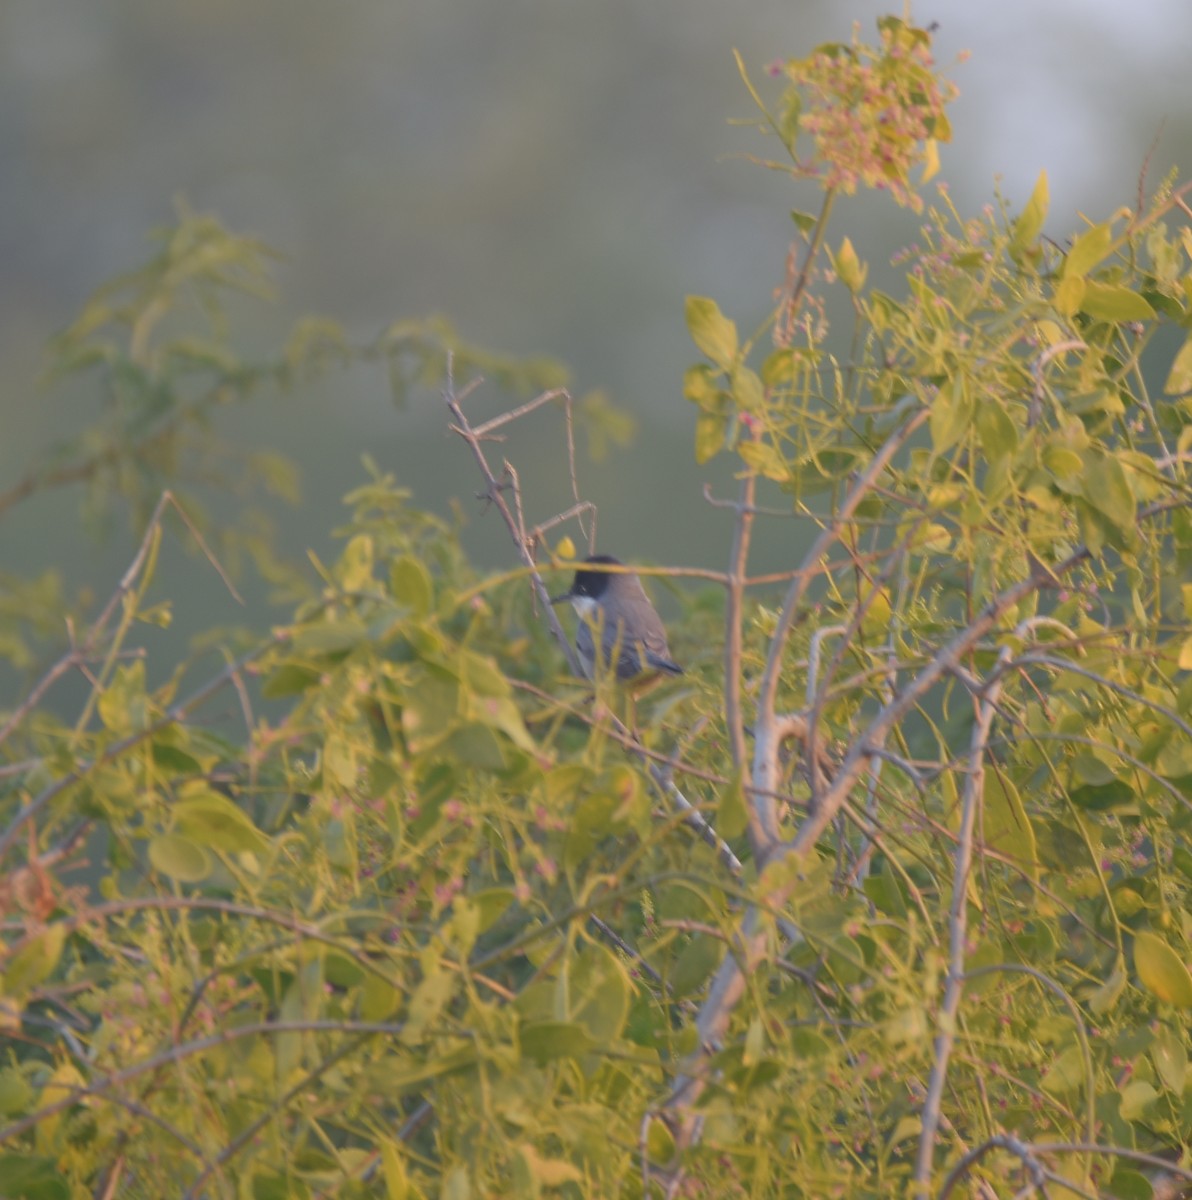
[915,647,1010,1190]
[0,1020,408,1147]
[0,634,286,862]
[444,358,582,676]
[724,466,758,853]
[750,408,930,852]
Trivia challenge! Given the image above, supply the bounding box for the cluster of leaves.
[1,14,1190,1200]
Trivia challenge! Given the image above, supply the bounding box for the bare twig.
[0,491,240,750]
[724,466,758,853]
[444,358,582,676]
[914,644,1008,1190]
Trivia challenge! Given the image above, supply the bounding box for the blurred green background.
[2,0,1190,644]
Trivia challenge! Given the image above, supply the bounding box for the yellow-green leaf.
[148,833,213,883]
[391,555,433,617]
[1062,222,1114,280]
[983,770,1038,882]
[731,364,766,412]
[174,787,269,853]
[738,440,789,482]
[929,374,972,455]
[517,1144,583,1188]
[685,296,738,369]
[1053,274,1086,317]
[3,927,66,996]
[1134,930,1192,1006]
[1079,282,1155,322]
[1040,1043,1087,1095]
[1010,171,1049,258]
[337,533,375,591]
[380,1140,409,1200]
[832,236,867,293]
[1082,451,1136,531]
[1164,333,1192,395]
[694,411,726,464]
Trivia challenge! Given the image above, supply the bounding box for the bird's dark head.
[551,554,622,604]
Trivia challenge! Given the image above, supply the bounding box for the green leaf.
[151,741,203,774]
[929,374,972,455]
[0,1069,31,1116]
[983,770,1038,881]
[1040,1043,1086,1095]
[2,927,66,996]
[670,934,721,996]
[1134,930,1192,1007]
[738,440,789,482]
[1010,170,1049,258]
[97,661,148,736]
[516,1144,583,1188]
[1082,451,1137,532]
[790,209,817,238]
[401,668,458,751]
[337,533,375,591]
[1118,1080,1159,1121]
[174,788,270,853]
[1088,961,1127,1015]
[441,1166,470,1200]
[831,236,867,292]
[1164,333,1192,395]
[716,778,748,839]
[1151,1024,1188,1094]
[1106,1168,1155,1200]
[0,1156,70,1200]
[568,942,631,1042]
[447,722,507,770]
[694,411,727,463]
[974,398,1018,463]
[519,1019,595,1064]
[1078,282,1155,322]
[391,555,433,617]
[1053,274,1086,317]
[148,833,213,883]
[682,363,720,407]
[685,296,738,369]
[1062,221,1114,280]
[401,966,455,1043]
[379,1141,409,1200]
[1069,778,1134,811]
[290,619,369,655]
[731,364,766,412]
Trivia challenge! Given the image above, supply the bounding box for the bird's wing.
[603,615,682,677]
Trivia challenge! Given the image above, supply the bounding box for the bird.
[550,554,684,682]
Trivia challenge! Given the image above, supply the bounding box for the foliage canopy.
[1,15,1191,1200]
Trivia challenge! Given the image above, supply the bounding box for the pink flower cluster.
[782,21,958,212]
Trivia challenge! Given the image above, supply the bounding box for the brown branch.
[724,466,758,853]
[0,490,239,750]
[443,357,582,676]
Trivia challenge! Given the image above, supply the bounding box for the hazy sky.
[2,0,1189,592]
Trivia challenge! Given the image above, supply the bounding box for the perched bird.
[550,554,684,682]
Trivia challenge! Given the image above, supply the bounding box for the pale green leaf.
[685,296,738,369]
[148,834,213,883]
[1010,170,1049,257]
[1134,930,1192,1007]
